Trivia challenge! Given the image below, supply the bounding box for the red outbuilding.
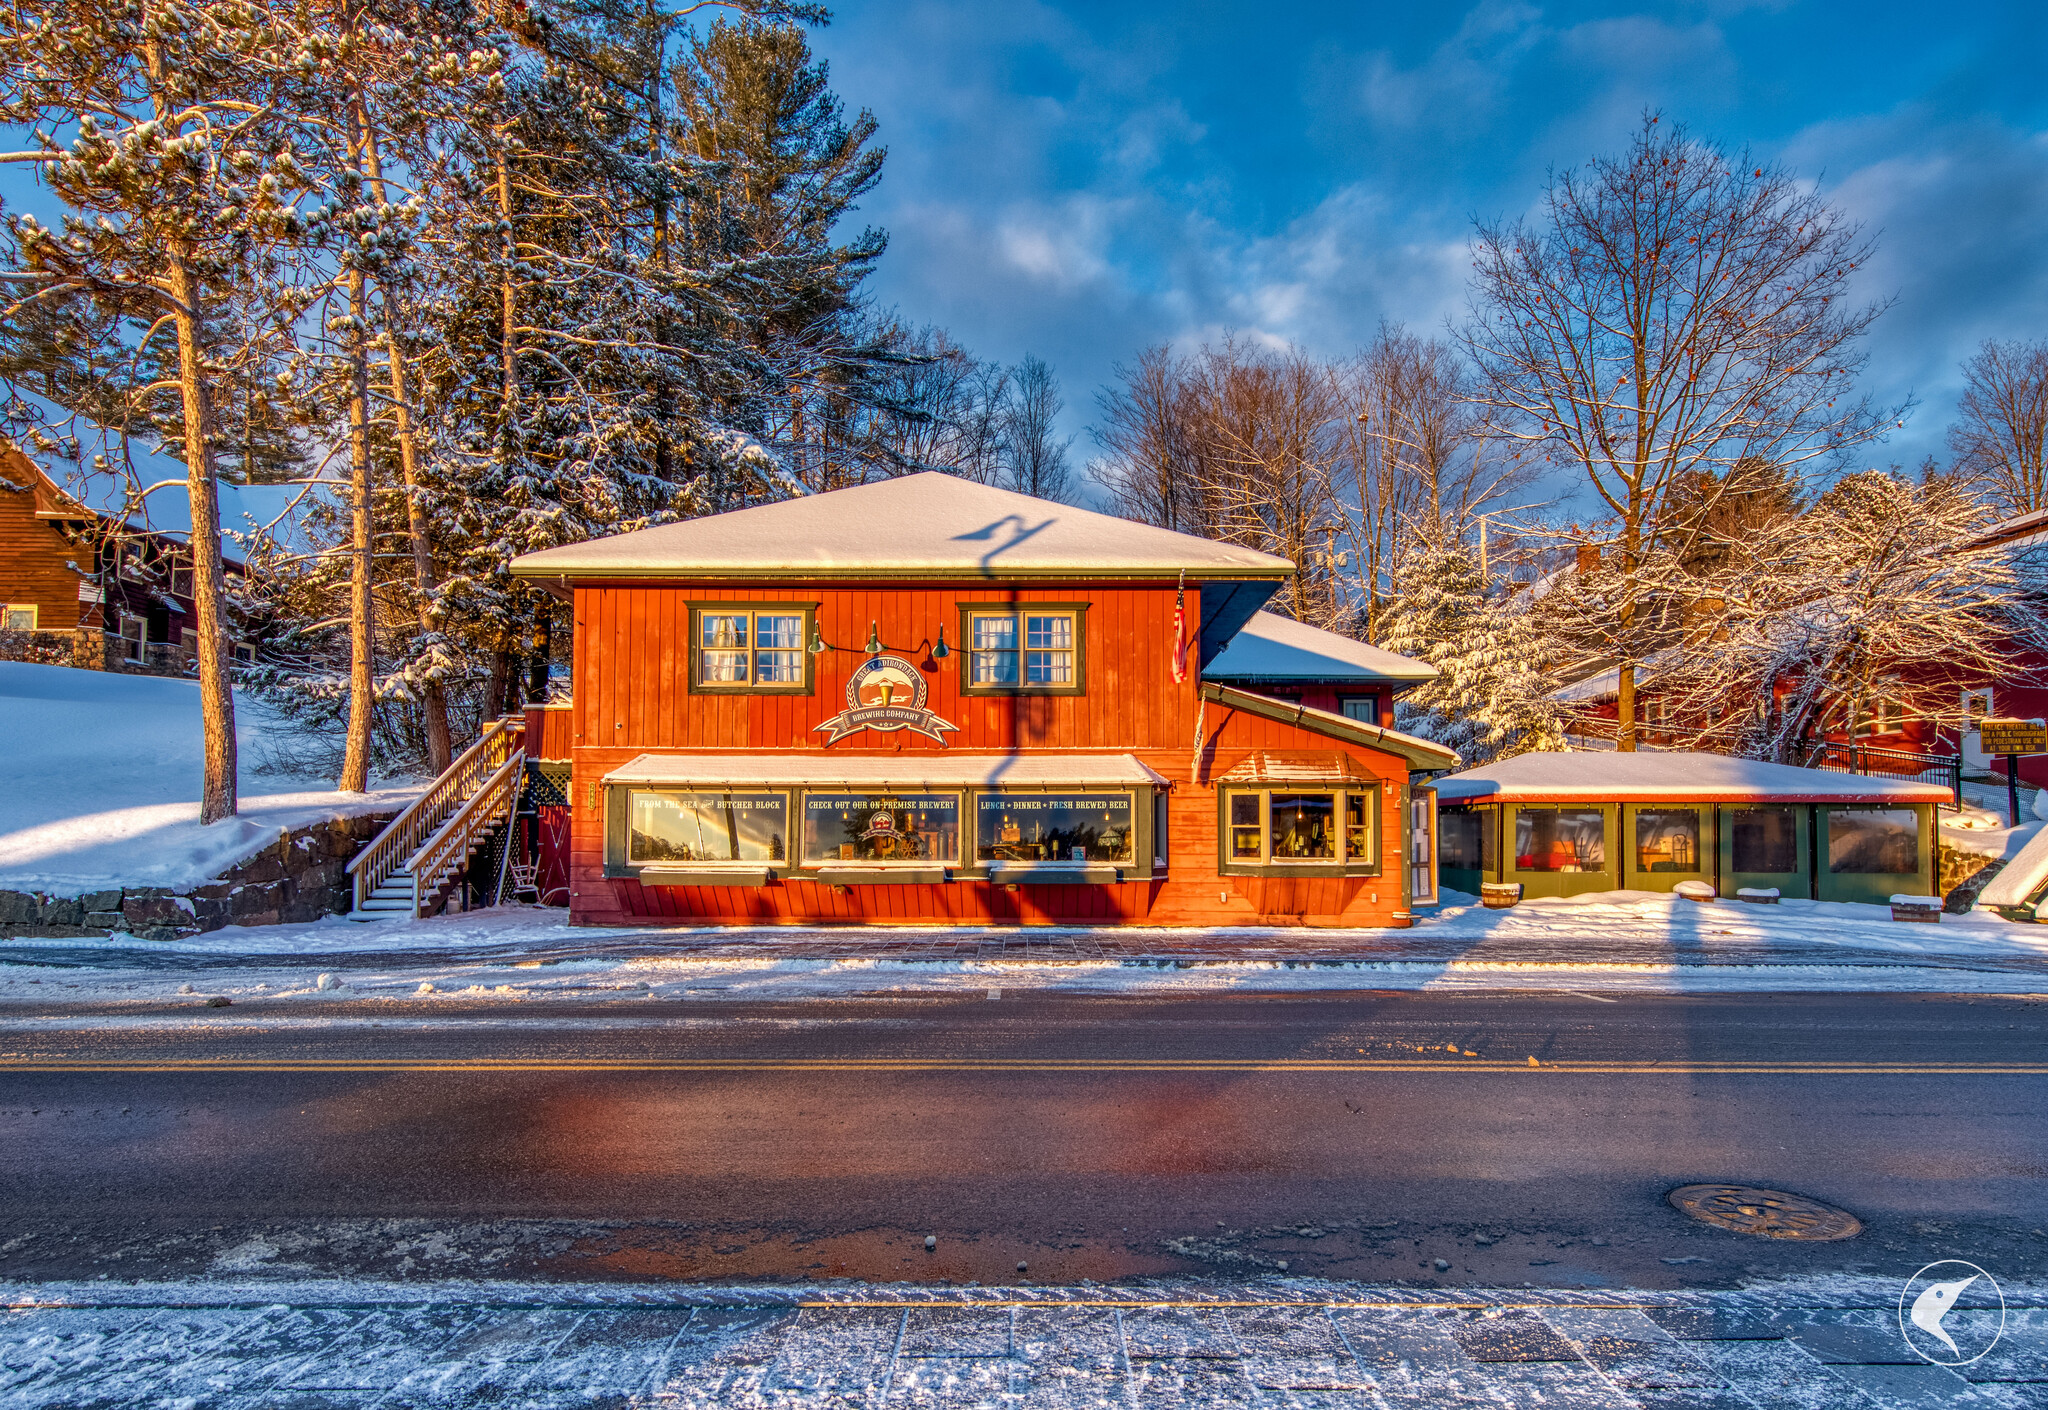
[509,474,1454,928]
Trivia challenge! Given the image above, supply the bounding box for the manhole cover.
[1667,1185,1862,1240]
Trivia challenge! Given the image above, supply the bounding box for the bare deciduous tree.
[1000,354,1072,502]
[1461,112,1897,749]
[1950,338,2048,518]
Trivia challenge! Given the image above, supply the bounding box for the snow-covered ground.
[3,883,2045,1005]
[1,1275,2038,1409]
[0,661,414,893]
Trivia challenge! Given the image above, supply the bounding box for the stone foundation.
[0,811,398,941]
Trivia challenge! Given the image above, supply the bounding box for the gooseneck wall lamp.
[805,619,950,663]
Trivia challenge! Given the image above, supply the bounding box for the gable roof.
[1198,682,1460,771]
[1434,750,1951,804]
[1202,610,1437,686]
[507,472,1296,583]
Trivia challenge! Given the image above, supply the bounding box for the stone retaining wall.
[0,811,398,941]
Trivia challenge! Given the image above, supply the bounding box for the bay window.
[1220,787,1378,874]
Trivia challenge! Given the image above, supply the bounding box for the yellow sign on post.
[1979,718,2047,755]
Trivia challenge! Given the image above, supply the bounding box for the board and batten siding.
[568,582,1194,753]
[563,582,1417,928]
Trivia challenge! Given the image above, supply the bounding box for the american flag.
[1170,573,1188,684]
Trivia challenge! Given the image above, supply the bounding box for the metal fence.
[1800,740,1962,806]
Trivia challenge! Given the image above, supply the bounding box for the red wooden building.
[510,473,1454,928]
[0,393,301,670]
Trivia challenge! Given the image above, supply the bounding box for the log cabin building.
[509,473,1455,928]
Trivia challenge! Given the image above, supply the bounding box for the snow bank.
[0,661,415,892]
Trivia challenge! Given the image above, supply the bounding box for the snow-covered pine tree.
[1379,544,1567,764]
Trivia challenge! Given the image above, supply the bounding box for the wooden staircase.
[346,717,526,921]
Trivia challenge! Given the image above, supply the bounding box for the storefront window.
[1270,793,1337,860]
[1634,808,1700,873]
[977,793,1133,864]
[1515,808,1605,873]
[802,793,960,866]
[1731,807,1798,873]
[629,790,786,865]
[1828,808,1918,874]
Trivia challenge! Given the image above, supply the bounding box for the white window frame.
[961,606,1084,695]
[687,603,814,694]
[2,604,37,632]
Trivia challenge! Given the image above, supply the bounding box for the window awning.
[601,752,1170,789]
[1216,750,1378,786]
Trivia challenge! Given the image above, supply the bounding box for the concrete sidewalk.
[3,1279,2043,1408]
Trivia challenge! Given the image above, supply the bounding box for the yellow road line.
[795,1299,1651,1310]
[0,1059,2044,1074]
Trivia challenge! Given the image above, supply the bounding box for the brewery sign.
[814,655,959,746]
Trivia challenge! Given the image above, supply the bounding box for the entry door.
[1409,788,1438,907]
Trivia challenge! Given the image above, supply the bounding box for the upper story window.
[688,602,816,694]
[961,605,1085,696]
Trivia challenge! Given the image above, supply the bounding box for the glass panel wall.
[1828,808,1919,874]
[1634,808,1701,873]
[1514,808,1605,873]
[1731,807,1799,873]
[1440,810,1486,871]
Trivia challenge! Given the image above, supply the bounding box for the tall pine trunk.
[339,263,377,793]
[146,27,236,824]
[164,249,239,823]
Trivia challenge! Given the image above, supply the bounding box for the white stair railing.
[400,752,525,917]
[347,717,525,914]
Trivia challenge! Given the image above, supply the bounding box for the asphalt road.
[2,989,2045,1290]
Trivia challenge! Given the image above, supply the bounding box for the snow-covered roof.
[1201,610,1436,685]
[1972,504,2048,555]
[1551,666,1619,704]
[2,386,332,563]
[602,752,1170,788]
[508,473,1295,583]
[1434,750,1953,804]
[1197,682,1461,771]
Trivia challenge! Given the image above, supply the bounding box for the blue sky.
[813,0,2048,488]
